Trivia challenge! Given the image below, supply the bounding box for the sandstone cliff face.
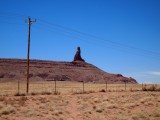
[0,59,137,84]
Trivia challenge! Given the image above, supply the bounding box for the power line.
[32,24,160,61]
[37,19,160,56]
[35,19,160,58]
[0,20,26,26]
[0,11,27,19]
[1,12,160,59]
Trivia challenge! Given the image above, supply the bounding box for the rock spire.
[73,47,85,62]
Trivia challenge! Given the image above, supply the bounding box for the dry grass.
[0,81,160,120]
[0,92,159,120]
[76,92,160,120]
[142,84,160,91]
[1,81,158,95]
[0,104,16,115]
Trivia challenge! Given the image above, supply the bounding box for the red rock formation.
[73,47,85,62]
[0,59,137,83]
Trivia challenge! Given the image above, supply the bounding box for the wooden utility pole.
[25,17,36,94]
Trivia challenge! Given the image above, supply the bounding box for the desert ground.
[0,92,160,120]
[0,81,160,120]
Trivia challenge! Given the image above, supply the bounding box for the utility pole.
[25,17,36,94]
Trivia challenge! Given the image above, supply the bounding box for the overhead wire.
[37,18,160,56]
[0,12,160,59]
[0,20,26,26]
[33,22,160,61]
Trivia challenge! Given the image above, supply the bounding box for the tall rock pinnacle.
[73,47,85,62]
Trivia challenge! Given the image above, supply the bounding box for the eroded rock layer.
[0,59,137,83]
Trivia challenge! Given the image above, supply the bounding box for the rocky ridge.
[0,58,137,83]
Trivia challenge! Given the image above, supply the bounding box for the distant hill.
[0,59,137,84]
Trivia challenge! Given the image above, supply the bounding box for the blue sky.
[0,0,160,83]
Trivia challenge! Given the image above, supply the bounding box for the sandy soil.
[0,91,160,120]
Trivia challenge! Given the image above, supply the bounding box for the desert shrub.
[142,87,147,91]
[130,88,133,92]
[130,115,139,120]
[20,96,28,101]
[39,97,48,103]
[41,91,52,95]
[25,109,38,117]
[156,87,160,91]
[14,93,26,96]
[3,98,15,106]
[18,96,28,106]
[0,97,5,101]
[148,85,157,91]
[31,92,39,96]
[142,84,159,91]
[86,90,95,93]
[151,110,160,117]
[74,90,96,94]
[120,89,124,92]
[135,112,150,119]
[96,107,104,113]
[72,90,86,94]
[108,89,112,92]
[106,104,117,109]
[125,103,139,108]
[99,89,105,92]
[53,110,63,116]
[93,105,96,109]
[0,105,15,115]
[53,91,61,95]
[93,98,101,103]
